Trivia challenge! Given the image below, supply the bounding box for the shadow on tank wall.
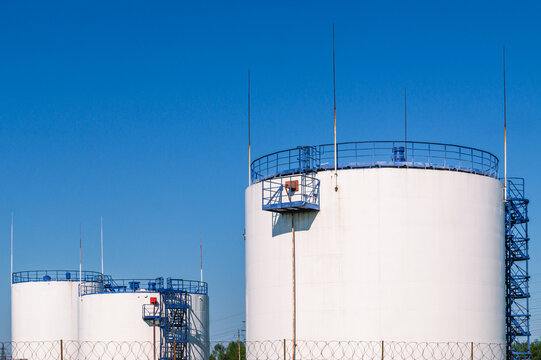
[271,212,318,237]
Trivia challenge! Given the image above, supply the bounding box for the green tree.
[210,341,246,360]
[531,340,541,360]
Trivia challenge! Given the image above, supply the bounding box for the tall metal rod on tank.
[200,228,203,282]
[404,88,407,161]
[332,24,337,182]
[248,70,251,186]
[79,223,82,282]
[100,216,104,275]
[503,46,507,201]
[10,213,13,283]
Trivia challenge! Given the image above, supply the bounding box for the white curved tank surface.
[78,290,158,360]
[11,270,102,360]
[246,143,505,355]
[78,292,158,342]
[188,293,210,360]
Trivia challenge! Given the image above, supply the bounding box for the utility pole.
[238,329,241,360]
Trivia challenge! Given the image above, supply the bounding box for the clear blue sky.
[0,0,540,342]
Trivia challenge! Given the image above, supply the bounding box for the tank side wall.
[78,292,158,342]
[11,282,79,342]
[246,168,505,343]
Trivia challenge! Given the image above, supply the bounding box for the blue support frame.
[262,174,320,213]
[139,278,208,360]
[159,286,189,360]
[505,178,531,360]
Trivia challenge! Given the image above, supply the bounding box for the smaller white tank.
[11,270,103,360]
[78,278,209,360]
[78,279,160,360]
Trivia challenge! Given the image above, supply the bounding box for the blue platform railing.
[168,278,208,295]
[12,270,103,284]
[251,141,499,183]
[79,277,208,296]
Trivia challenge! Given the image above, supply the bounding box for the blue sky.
[0,0,540,341]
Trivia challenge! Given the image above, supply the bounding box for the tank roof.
[250,140,499,184]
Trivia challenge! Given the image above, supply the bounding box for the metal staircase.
[160,289,189,360]
[505,178,531,360]
[141,279,190,360]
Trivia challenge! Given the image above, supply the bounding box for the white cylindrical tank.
[188,294,210,360]
[246,168,505,346]
[78,291,158,360]
[11,270,102,360]
[78,292,158,342]
[78,280,209,360]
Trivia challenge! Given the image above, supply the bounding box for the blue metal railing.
[12,270,103,284]
[251,141,499,183]
[79,277,208,296]
[79,278,165,296]
[505,177,525,199]
[168,278,208,295]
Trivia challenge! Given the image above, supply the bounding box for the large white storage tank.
[245,142,505,355]
[11,270,103,360]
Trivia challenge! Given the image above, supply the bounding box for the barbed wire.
[0,340,506,360]
[212,340,506,360]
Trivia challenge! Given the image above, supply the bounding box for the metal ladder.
[505,178,531,360]
[159,289,189,360]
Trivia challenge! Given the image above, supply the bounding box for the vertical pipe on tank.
[285,185,297,360]
[292,214,296,360]
[153,321,156,360]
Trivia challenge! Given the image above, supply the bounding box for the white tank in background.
[11,270,103,360]
[188,293,210,360]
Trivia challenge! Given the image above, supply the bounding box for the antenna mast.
[200,228,203,283]
[100,217,104,275]
[10,213,13,284]
[503,46,507,201]
[248,70,251,186]
[333,23,337,178]
[404,88,407,161]
[79,223,82,282]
